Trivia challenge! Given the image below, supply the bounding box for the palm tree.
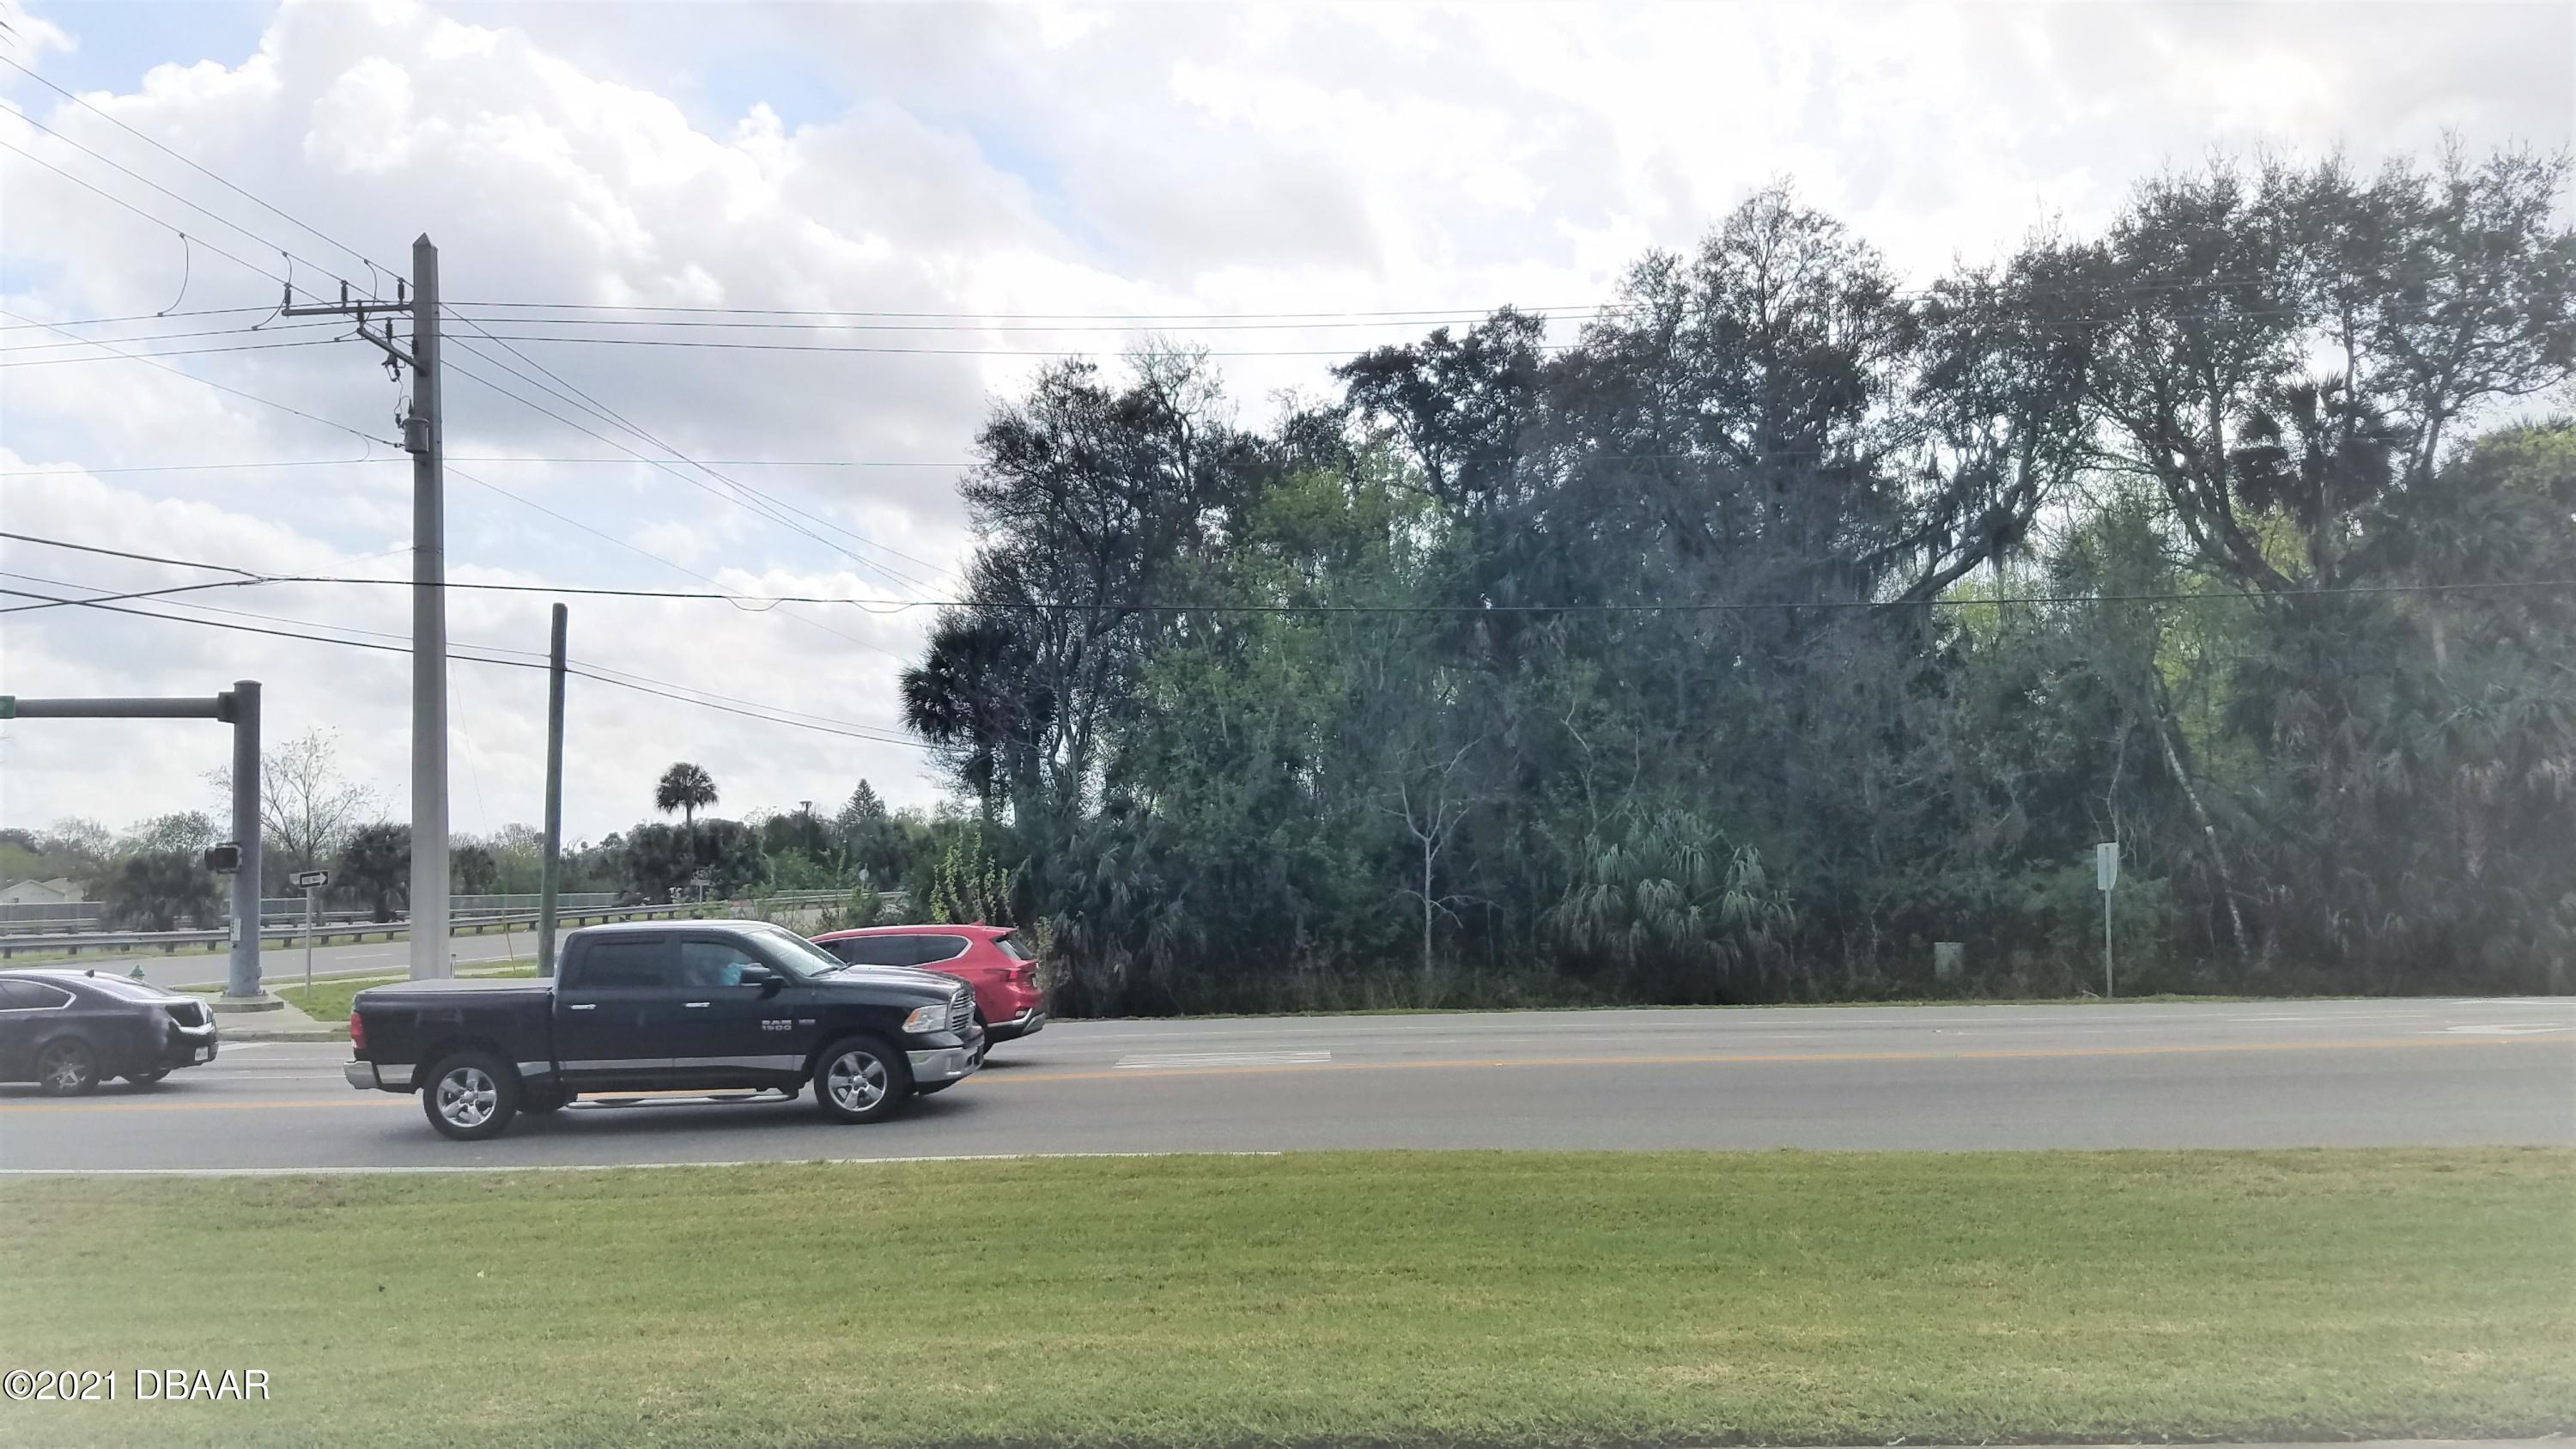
[655,762,719,826]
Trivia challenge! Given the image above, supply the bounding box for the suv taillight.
[349,1011,367,1052]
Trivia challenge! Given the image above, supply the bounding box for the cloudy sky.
[2,0,2568,847]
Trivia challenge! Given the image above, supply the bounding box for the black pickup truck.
[345,919,984,1140]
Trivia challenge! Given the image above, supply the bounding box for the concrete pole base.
[208,994,288,1014]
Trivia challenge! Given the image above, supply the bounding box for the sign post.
[291,869,331,996]
[2094,841,2120,998]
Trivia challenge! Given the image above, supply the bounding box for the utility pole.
[407,236,449,978]
[538,603,567,977]
[284,235,449,979]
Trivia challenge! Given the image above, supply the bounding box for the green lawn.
[0,1150,2567,1447]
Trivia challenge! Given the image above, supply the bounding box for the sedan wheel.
[813,1036,909,1124]
[37,1040,100,1096]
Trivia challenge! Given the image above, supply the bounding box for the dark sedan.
[0,969,219,1093]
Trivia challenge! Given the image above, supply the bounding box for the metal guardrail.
[0,891,634,935]
[0,889,881,959]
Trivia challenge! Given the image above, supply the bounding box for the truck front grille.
[950,988,974,1033]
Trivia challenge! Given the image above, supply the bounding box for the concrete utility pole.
[5,685,265,1000]
[406,235,450,979]
[538,603,567,977]
[284,236,449,979]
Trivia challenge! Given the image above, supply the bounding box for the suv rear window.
[993,933,1031,961]
[828,934,970,968]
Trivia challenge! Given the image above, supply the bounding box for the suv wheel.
[36,1039,100,1096]
[422,1051,519,1141]
[813,1035,910,1124]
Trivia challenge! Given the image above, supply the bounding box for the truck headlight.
[902,1004,947,1034]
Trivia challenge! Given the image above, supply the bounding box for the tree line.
[6,739,974,929]
[896,146,2576,1013]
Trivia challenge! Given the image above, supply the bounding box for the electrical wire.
[0,307,402,448]
[436,348,941,601]
[0,336,352,368]
[0,54,383,281]
[439,324,957,587]
[0,575,931,748]
[10,530,2572,617]
[444,332,1584,359]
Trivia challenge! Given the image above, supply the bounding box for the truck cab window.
[678,941,764,988]
[565,940,674,989]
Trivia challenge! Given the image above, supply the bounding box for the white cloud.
[2,0,2567,841]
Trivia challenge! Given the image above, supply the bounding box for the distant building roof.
[0,877,86,905]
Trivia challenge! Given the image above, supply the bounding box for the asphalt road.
[3,996,2568,1172]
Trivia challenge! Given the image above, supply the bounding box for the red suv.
[808,924,1047,1044]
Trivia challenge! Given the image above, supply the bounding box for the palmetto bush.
[1549,807,1795,1002]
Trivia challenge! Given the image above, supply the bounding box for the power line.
[0,533,260,575]
[0,306,283,332]
[0,336,350,368]
[0,107,356,306]
[11,530,2571,617]
[442,464,914,664]
[442,265,2486,326]
[0,54,385,283]
[445,332,1586,359]
[0,457,965,477]
[439,320,957,587]
[0,137,295,292]
[437,347,945,599]
[0,575,930,748]
[0,576,266,613]
[0,307,402,448]
[448,300,1616,322]
[439,312,1601,335]
[0,320,348,351]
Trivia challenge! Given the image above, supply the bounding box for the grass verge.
[0,1149,2568,1447]
[265,960,538,1028]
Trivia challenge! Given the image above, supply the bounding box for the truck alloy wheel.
[814,1036,909,1123]
[422,1052,520,1141]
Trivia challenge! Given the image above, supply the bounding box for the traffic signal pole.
[3,685,265,998]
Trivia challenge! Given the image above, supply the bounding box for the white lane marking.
[0,1150,1288,1178]
[1115,1050,1333,1070]
[2439,1024,2574,1036]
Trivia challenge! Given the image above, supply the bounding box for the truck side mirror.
[737,964,782,992]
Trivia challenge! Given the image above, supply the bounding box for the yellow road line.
[1,1032,2561,1113]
